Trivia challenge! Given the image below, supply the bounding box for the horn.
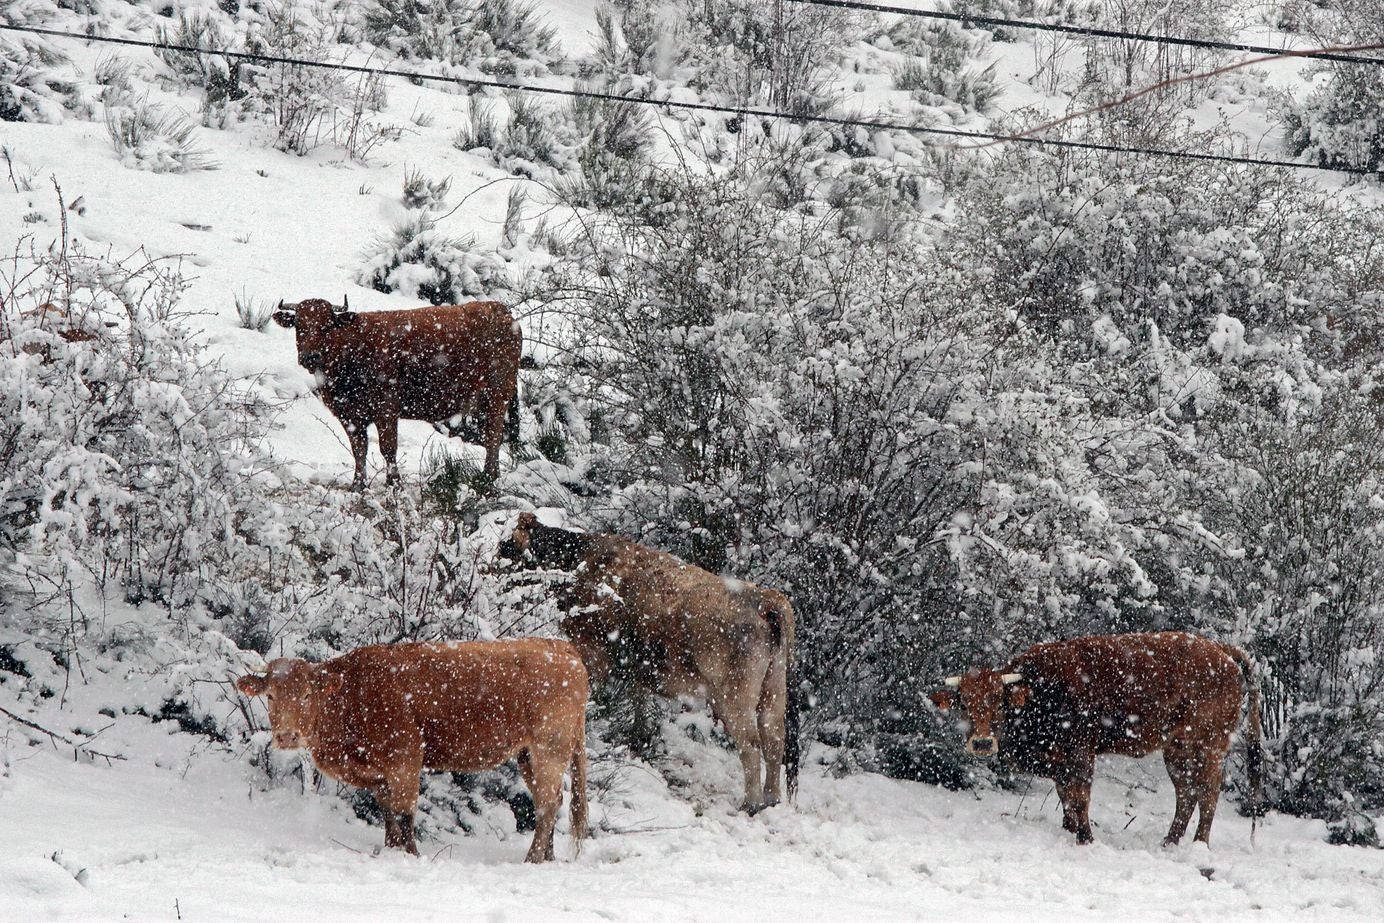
[1001,673,1024,684]
[943,676,962,687]
[277,299,285,311]
[339,294,349,312]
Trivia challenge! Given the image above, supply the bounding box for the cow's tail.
[506,326,525,449]
[1224,643,1264,840]
[569,729,589,860]
[762,591,801,802]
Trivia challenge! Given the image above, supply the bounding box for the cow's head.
[235,658,344,750]
[930,669,1028,757]
[496,512,588,571]
[273,296,355,374]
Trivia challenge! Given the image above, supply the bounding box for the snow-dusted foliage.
[1277,0,1384,175]
[540,145,1168,782]
[361,0,560,74]
[105,102,218,173]
[358,213,509,305]
[943,134,1384,829]
[0,1,78,123]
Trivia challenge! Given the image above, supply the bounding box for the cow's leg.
[480,395,507,481]
[345,419,370,491]
[713,683,767,814]
[373,782,420,856]
[1054,756,1096,844]
[756,657,789,808]
[1192,753,1228,845]
[378,763,423,856]
[1163,745,1200,846]
[522,744,566,863]
[376,413,401,485]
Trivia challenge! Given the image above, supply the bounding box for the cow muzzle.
[967,735,997,757]
[273,731,304,749]
[299,351,324,372]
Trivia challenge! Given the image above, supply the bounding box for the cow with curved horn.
[274,296,522,489]
[932,632,1262,846]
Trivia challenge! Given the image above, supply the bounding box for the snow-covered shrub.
[944,131,1384,819]
[243,1,344,154]
[0,3,77,124]
[885,20,999,113]
[1080,0,1225,107]
[452,96,499,151]
[401,165,451,211]
[0,238,267,611]
[154,9,248,122]
[1276,0,1384,176]
[362,0,559,74]
[359,214,509,304]
[681,0,860,115]
[106,102,218,173]
[558,89,653,208]
[542,144,1164,759]
[493,92,559,174]
[946,129,1367,352]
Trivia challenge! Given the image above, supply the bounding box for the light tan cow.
[498,513,799,813]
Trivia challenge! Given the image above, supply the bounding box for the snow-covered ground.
[5,725,1383,922]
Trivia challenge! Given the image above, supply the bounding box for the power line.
[1,23,1377,177]
[782,0,1384,68]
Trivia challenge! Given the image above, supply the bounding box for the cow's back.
[567,535,779,691]
[1005,632,1243,761]
[340,302,520,421]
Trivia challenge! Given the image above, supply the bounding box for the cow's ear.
[236,674,268,697]
[1007,684,1029,709]
[314,672,344,697]
[930,690,955,712]
[273,311,296,328]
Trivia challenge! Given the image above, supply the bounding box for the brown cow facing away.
[235,640,588,862]
[498,512,800,814]
[273,297,521,489]
[931,632,1262,846]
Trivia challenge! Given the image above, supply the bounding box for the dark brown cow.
[235,640,588,862]
[498,512,800,813]
[273,297,521,489]
[931,632,1262,846]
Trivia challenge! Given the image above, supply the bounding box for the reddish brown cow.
[498,513,800,814]
[235,640,588,862]
[931,632,1262,846]
[273,297,521,489]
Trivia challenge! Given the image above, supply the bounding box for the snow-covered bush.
[946,130,1367,352]
[105,102,218,173]
[680,0,860,116]
[541,145,1165,766]
[0,2,78,123]
[359,213,509,304]
[944,132,1384,818]
[241,1,345,154]
[154,9,248,122]
[1276,0,1384,176]
[557,89,653,208]
[362,0,559,74]
[885,20,1000,114]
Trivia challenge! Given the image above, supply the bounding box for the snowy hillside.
[4,0,1384,919]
